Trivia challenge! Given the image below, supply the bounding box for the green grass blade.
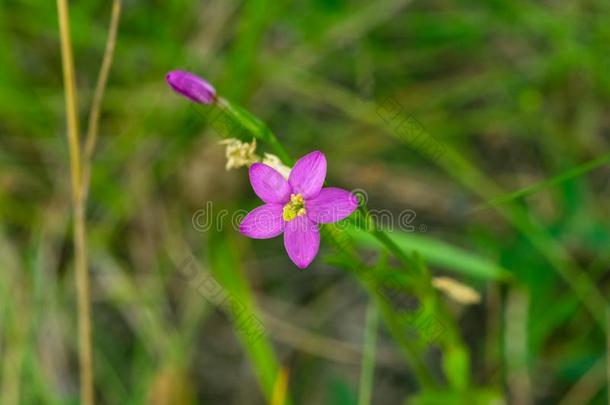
[475,151,610,210]
[348,227,511,281]
[358,300,379,405]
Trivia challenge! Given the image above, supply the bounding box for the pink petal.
[306,187,359,224]
[288,151,326,199]
[249,163,291,204]
[283,215,320,269]
[239,204,284,239]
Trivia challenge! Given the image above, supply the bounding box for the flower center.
[283,193,306,222]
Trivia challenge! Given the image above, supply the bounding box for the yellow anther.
[283,194,306,222]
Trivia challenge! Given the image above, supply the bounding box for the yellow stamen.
[283,194,306,222]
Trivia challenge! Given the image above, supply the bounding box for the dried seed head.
[219,138,260,170]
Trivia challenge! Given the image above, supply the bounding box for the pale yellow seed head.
[219,138,260,170]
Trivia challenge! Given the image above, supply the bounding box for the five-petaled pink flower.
[239,151,358,269]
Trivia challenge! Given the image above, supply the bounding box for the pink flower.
[165,70,216,104]
[239,151,358,269]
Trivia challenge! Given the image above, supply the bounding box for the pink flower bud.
[165,70,216,104]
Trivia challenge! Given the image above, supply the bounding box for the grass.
[357,300,378,405]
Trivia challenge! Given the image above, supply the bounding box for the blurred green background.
[1,0,610,404]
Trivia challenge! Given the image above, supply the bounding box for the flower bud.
[165,70,216,104]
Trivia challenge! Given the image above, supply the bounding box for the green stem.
[358,206,422,275]
[217,97,292,165]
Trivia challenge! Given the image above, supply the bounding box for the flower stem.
[56,0,94,403]
[217,97,293,165]
[358,205,422,275]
